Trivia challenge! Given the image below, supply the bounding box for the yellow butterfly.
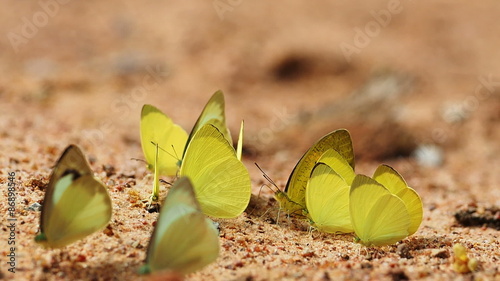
[139,177,220,275]
[141,90,233,202]
[349,165,423,246]
[179,124,251,218]
[276,129,355,215]
[35,145,112,248]
[371,165,423,236]
[140,104,188,177]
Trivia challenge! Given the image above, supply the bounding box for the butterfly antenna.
[171,144,181,162]
[254,163,280,193]
[255,163,282,224]
[159,179,172,186]
[150,141,179,161]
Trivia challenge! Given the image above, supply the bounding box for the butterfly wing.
[281,129,354,212]
[317,149,356,185]
[151,213,219,275]
[236,120,244,161]
[142,177,219,275]
[36,145,112,248]
[39,145,91,232]
[372,165,423,235]
[184,91,232,154]
[350,175,410,247]
[306,163,353,233]
[141,104,188,176]
[180,124,251,218]
[41,175,112,248]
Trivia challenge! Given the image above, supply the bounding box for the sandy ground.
[1,1,499,280]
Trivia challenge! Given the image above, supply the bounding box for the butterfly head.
[34,233,49,247]
[137,264,151,275]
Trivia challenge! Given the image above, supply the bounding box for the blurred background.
[1,1,499,199]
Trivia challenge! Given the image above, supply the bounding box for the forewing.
[317,149,356,185]
[180,124,251,218]
[150,213,219,275]
[306,163,352,233]
[145,177,219,275]
[372,165,407,195]
[44,175,111,248]
[185,91,232,150]
[40,145,93,239]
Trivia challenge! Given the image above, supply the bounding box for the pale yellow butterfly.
[372,164,422,235]
[141,90,234,202]
[139,177,219,275]
[35,145,112,248]
[349,167,422,246]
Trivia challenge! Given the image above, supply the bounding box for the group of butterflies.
[34,91,423,277]
[268,128,423,247]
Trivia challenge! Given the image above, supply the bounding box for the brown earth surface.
[1,1,499,280]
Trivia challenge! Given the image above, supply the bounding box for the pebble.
[413,144,444,167]
[27,202,42,212]
[431,249,449,259]
[397,243,413,259]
